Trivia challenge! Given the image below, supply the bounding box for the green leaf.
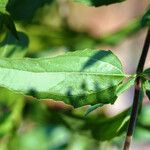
[143,68,150,77]
[0,0,8,13]
[0,32,29,58]
[74,0,126,7]
[6,0,54,21]
[144,80,150,101]
[141,6,150,27]
[99,18,141,46]
[0,50,125,107]
[116,77,136,96]
[0,88,24,136]
[84,103,104,116]
[0,13,18,39]
[3,13,19,39]
[82,107,130,140]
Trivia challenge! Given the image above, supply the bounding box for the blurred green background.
[0,0,150,149]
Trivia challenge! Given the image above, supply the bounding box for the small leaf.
[116,77,136,96]
[143,68,150,78]
[82,107,130,140]
[74,0,126,7]
[144,80,150,101]
[84,103,103,116]
[0,32,29,58]
[141,6,150,27]
[0,50,125,108]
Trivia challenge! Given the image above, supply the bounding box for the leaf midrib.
[0,67,125,77]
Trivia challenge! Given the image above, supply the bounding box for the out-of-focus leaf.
[138,104,150,127]
[22,18,142,53]
[116,77,136,96]
[54,106,130,141]
[10,125,71,150]
[146,91,150,101]
[23,24,96,53]
[136,104,150,141]
[0,0,8,13]
[141,6,150,27]
[0,32,29,58]
[82,108,130,141]
[74,0,126,7]
[0,50,125,108]
[84,103,104,116]
[0,13,4,31]
[0,13,18,39]
[3,13,18,39]
[144,80,150,101]
[143,68,150,77]
[138,86,144,114]
[6,0,54,21]
[142,70,150,100]
[0,88,24,137]
[98,19,141,46]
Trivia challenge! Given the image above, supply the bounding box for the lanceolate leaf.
[74,0,126,7]
[116,77,136,96]
[84,103,104,116]
[0,50,125,107]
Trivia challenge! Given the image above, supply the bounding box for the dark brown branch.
[123,28,150,150]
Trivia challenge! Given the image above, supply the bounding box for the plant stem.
[123,28,150,150]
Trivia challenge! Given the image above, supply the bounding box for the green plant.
[0,0,150,150]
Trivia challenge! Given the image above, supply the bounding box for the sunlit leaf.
[0,50,125,107]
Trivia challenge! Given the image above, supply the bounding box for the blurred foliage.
[135,104,150,141]
[0,32,28,58]
[0,0,8,13]
[0,87,129,150]
[6,0,54,22]
[0,0,150,149]
[141,6,150,27]
[0,13,18,39]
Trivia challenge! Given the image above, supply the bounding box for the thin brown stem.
[123,28,150,150]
